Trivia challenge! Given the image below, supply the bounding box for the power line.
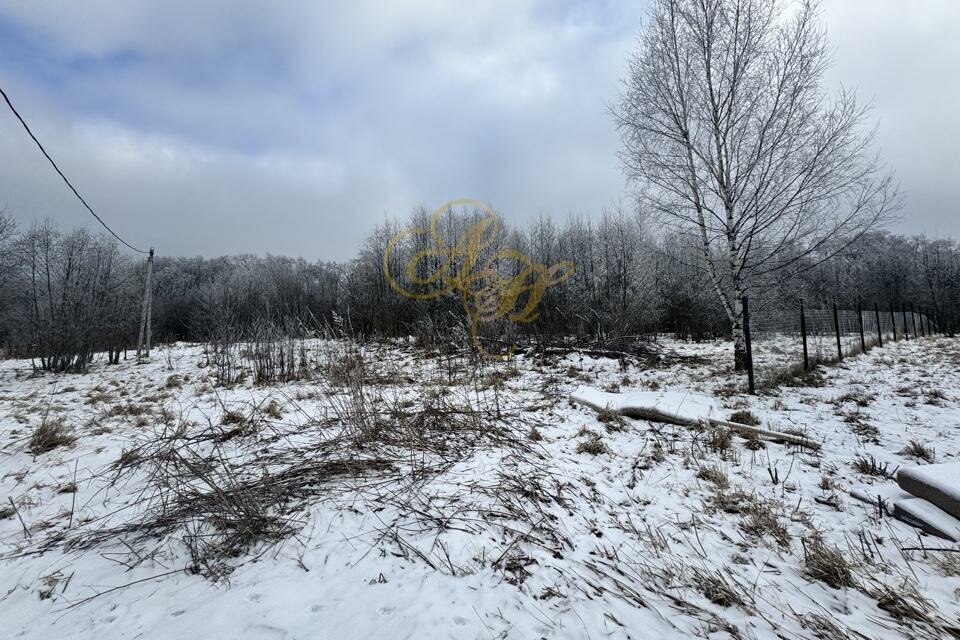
[0,83,149,254]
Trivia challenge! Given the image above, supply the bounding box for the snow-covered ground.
[1,336,959,639]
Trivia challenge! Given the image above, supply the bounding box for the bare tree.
[0,208,16,290]
[0,208,17,349]
[615,0,899,368]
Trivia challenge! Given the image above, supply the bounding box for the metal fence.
[744,298,937,392]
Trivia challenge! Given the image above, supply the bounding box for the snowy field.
[1,336,959,639]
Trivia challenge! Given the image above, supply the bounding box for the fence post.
[832,301,842,361]
[874,303,883,348]
[742,296,755,395]
[857,301,866,353]
[890,301,898,342]
[902,304,910,340]
[799,298,809,371]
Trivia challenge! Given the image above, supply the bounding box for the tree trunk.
[731,292,746,371]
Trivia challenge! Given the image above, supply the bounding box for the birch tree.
[615,0,898,368]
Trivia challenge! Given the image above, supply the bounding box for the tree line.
[1,205,957,372]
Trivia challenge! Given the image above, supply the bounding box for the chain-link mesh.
[748,301,935,388]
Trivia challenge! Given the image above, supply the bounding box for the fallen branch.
[570,392,821,451]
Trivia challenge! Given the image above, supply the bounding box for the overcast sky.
[1,1,958,260]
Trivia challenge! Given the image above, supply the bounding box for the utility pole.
[136,248,155,360]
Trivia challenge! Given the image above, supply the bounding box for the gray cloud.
[0,1,956,260]
[822,0,960,239]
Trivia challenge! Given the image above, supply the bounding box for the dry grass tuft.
[708,427,733,454]
[741,503,791,547]
[576,435,608,456]
[842,412,881,444]
[221,410,246,425]
[596,408,627,431]
[869,581,937,627]
[709,488,755,514]
[760,362,825,390]
[833,391,875,408]
[728,410,760,426]
[29,417,76,455]
[106,403,152,418]
[802,539,855,589]
[690,567,748,608]
[85,389,114,405]
[798,613,862,640]
[696,465,729,489]
[264,399,283,419]
[899,439,935,463]
[216,409,260,440]
[851,454,897,478]
[114,448,141,470]
[741,430,765,450]
[927,551,960,577]
[323,351,365,387]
